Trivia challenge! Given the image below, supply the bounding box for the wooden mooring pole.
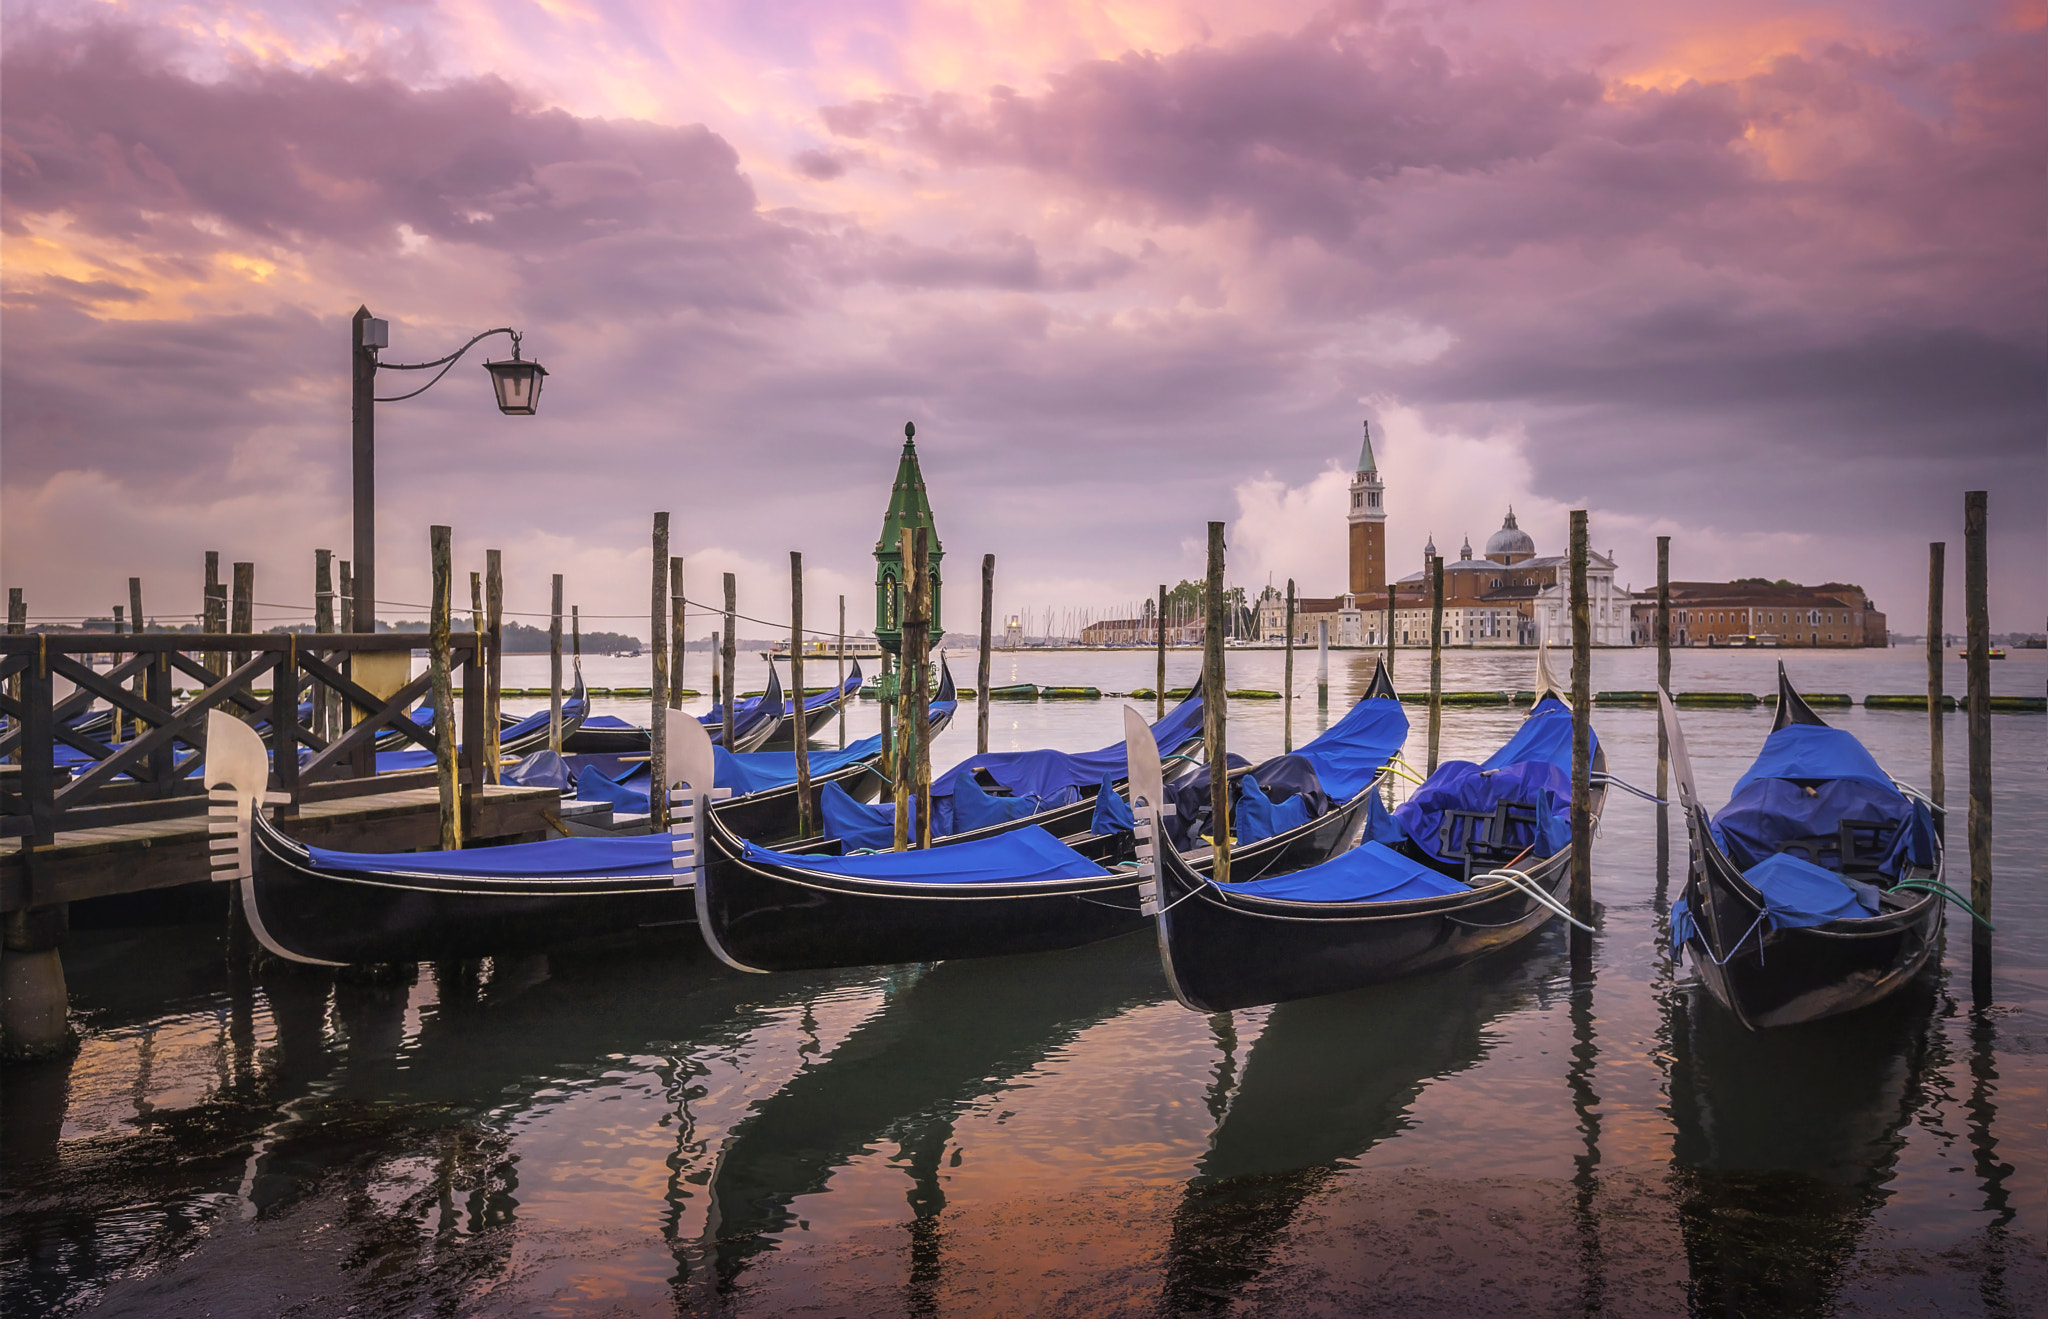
[4,590,20,769]
[338,560,353,634]
[649,513,671,834]
[1963,491,1992,1001]
[1204,522,1230,884]
[204,551,223,633]
[1283,579,1297,753]
[548,574,564,754]
[1927,542,1945,814]
[837,594,847,750]
[1383,587,1395,679]
[1427,554,1444,774]
[1155,584,1167,722]
[230,562,253,674]
[1318,620,1330,713]
[670,557,686,708]
[1656,536,1670,799]
[429,526,461,850]
[791,552,812,839]
[1569,510,1594,966]
[485,549,503,784]
[721,574,738,753]
[978,554,995,755]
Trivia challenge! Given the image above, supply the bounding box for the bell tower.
[1347,420,1386,595]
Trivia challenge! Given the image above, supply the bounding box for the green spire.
[874,422,945,653]
[1356,419,1377,475]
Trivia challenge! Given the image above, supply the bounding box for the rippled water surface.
[3,648,2041,1317]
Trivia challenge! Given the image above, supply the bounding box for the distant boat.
[1956,648,2006,660]
[763,636,886,661]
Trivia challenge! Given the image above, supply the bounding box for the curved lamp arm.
[374,326,520,403]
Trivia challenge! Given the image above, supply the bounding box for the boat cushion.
[1214,840,1466,904]
[1740,851,1880,928]
[1234,773,1318,845]
[743,824,1108,885]
[309,832,680,878]
[818,779,917,849]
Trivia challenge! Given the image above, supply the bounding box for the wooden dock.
[1,784,565,913]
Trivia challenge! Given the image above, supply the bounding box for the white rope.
[1469,865,1595,932]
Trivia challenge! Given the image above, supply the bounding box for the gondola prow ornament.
[1123,704,1173,917]
[667,707,730,887]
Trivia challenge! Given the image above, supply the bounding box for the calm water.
[4,649,2041,1316]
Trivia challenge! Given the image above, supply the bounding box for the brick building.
[1631,581,1888,647]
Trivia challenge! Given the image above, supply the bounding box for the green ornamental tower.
[874,422,945,654]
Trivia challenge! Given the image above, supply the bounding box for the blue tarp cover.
[1291,695,1411,798]
[925,688,1205,836]
[1392,760,1572,865]
[784,665,861,718]
[1729,723,1895,797]
[574,737,887,814]
[1481,696,1594,772]
[310,832,678,879]
[742,824,1107,885]
[1710,723,1926,879]
[1216,840,1467,904]
[1741,850,1879,927]
[499,698,587,744]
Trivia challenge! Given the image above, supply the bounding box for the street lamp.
[350,307,547,631]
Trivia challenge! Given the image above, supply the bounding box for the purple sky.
[3,0,2041,636]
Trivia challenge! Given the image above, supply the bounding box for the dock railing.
[0,632,486,847]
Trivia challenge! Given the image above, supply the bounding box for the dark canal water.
[4,648,2041,1316]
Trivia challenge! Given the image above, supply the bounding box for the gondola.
[570,733,893,841]
[759,661,867,748]
[694,666,1410,974]
[377,670,588,756]
[211,708,709,966]
[1144,650,1605,1012]
[1663,664,1948,1029]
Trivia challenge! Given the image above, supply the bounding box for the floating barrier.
[1865,694,1956,711]
[1398,691,1515,706]
[1225,689,1282,700]
[986,683,1039,700]
[1674,691,1760,708]
[1594,690,1659,705]
[1970,694,2046,713]
[1038,685,1101,699]
[1762,692,1852,708]
[1128,688,1194,701]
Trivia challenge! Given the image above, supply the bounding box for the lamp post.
[350,306,547,631]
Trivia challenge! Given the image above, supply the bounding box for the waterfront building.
[1386,511,1637,647]
[1635,581,1888,647]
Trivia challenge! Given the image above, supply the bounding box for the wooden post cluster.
[791,551,813,838]
[1155,584,1168,722]
[1962,491,1992,991]
[549,574,565,754]
[1927,543,1945,813]
[1283,579,1296,753]
[1426,555,1444,774]
[650,513,671,833]
[1204,522,1230,885]
[429,525,461,850]
[1569,511,1594,960]
[978,554,995,755]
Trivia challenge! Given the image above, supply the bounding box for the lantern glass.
[484,358,547,415]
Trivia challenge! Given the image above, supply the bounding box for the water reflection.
[1162,934,1564,1312]
[697,934,1168,1302]
[1666,974,1936,1316]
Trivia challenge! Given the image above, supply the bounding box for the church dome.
[1484,508,1536,561]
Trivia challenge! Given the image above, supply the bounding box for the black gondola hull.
[246,820,693,965]
[1154,845,1573,1013]
[1681,844,1944,1030]
[697,782,1374,974]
